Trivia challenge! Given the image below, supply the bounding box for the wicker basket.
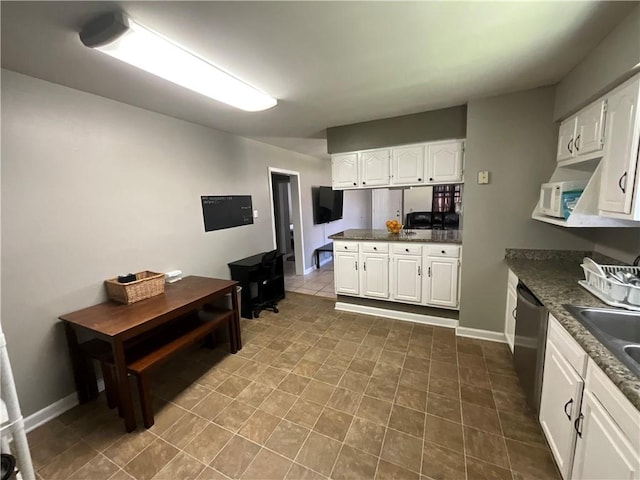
[105,271,165,304]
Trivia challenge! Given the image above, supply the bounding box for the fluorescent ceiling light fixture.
[80,12,277,112]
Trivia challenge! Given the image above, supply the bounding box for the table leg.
[231,286,242,352]
[315,250,320,269]
[111,339,136,432]
[63,322,98,403]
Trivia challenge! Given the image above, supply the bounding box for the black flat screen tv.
[313,186,343,224]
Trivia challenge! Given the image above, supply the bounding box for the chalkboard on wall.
[201,196,254,232]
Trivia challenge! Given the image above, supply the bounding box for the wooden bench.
[80,307,234,427]
[314,242,333,269]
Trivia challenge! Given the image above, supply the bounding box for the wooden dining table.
[59,276,241,432]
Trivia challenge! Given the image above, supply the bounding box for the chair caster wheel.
[274,307,279,313]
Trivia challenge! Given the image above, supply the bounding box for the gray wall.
[460,86,594,332]
[592,229,640,264]
[0,70,370,416]
[554,4,640,121]
[326,106,467,153]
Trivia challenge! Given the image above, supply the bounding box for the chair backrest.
[261,250,278,279]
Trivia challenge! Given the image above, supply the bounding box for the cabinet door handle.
[405,248,409,252]
[373,247,377,251]
[619,172,627,193]
[563,398,573,420]
[363,262,366,271]
[344,246,348,249]
[428,267,431,277]
[429,177,434,181]
[574,412,584,438]
[355,261,358,271]
[418,266,421,276]
[353,182,357,186]
[362,181,366,185]
[418,178,422,181]
[568,138,574,154]
[575,134,581,151]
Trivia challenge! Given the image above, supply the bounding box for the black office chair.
[252,250,281,318]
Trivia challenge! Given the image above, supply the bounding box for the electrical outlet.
[478,171,490,184]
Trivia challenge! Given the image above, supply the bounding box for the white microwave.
[539,181,587,218]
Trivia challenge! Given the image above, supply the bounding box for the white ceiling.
[1,1,635,158]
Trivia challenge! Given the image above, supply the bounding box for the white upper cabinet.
[332,153,359,189]
[391,145,425,185]
[331,139,464,190]
[556,102,605,163]
[361,149,390,187]
[427,140,463,183]
[575,101,606,156]
[557,118,578,161]
[598,75,640,218]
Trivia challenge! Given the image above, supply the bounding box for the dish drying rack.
[579,259,640,311]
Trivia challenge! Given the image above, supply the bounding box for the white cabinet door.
[334,251,360,295]
[332,154,359,189]
[574,100,605,156]
[360,253,389,299]
[571,390,640,480]
[427,141,463,183]
[539,341,584,480]
[598,76,640,216]
[361,149,390,187]
[391,145,425,185]
[422,256,458,308]
[392,255,422,303]
[557,118,577,161]
[504,283,517,353]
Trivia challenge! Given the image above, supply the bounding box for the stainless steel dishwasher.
[513,282,548,414]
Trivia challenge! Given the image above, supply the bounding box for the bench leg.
[136,374,155,428]
[100,362,118,410]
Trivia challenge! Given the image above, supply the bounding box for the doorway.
[268,168,305,276]
[372,188,403,229]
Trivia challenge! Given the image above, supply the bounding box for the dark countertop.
[504,249,640,411]
[329,229,462,244]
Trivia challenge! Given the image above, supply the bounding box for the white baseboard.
[456,327,507,343]
[335,302,459,328]
[303,255,333,275]
[23,378,105,433]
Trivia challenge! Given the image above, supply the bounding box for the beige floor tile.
[210,435,261,478]
[265,419,310,460]
[123,438,179,480]
[295,431,341,477]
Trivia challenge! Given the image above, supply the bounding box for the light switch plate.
[253,210,259,218]
[478,171,490,184]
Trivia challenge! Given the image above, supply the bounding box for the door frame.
[268,167,305,275]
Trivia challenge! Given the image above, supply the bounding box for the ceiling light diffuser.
[79,12,277,112]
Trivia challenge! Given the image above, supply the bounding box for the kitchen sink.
[563,305,640,378]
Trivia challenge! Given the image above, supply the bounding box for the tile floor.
[28,292,560,480]
[284,257,336,299]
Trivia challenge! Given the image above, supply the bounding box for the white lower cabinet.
[423,256,458,308]
[538,314,640,480]
[539,340,584,479]
[391,254,422,303]
[360,253,389,299]
[333,240,461,309]
[504,270,518,352]
[571,390,639,480]
[334,247,360,295]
